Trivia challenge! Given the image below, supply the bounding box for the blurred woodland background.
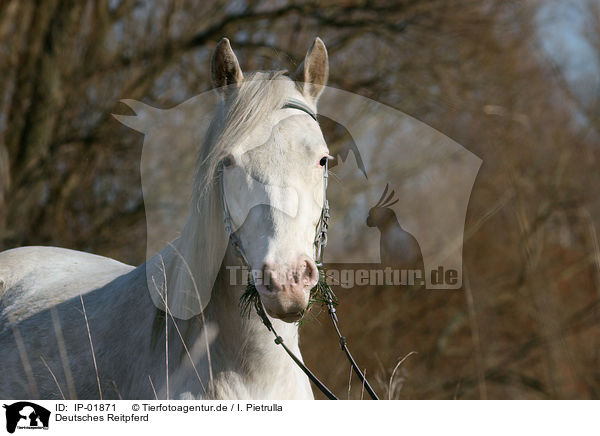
[1,0,600,399]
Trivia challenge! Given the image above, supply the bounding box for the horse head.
[213,38,330,322]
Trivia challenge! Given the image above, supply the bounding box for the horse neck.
[139,170,311,397]
[164,241,310,399]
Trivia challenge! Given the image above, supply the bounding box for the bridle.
[219,99,379,400]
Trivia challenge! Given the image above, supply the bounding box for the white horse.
[0,37,330,400]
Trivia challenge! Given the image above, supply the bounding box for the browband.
[282,100,318,121]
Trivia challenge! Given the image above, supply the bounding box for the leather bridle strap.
[282,100,318,121]
[253,298,338,400]
[307,131,379,399]
[324,295,380,400]
[283,104,380,400]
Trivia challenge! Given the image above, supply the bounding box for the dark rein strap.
[252,298,338,400]
[324,295,380,400]
[256,286,379,400]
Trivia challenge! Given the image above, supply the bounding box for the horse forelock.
[194,71,297,197]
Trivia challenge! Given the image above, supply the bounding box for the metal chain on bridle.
[219,99,379,400]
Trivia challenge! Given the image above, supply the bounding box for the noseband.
[219,99,379,400]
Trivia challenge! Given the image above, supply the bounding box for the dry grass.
[80,293,102,400]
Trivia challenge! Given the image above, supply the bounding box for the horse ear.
[294,37,329,104]
[211,38,243,96]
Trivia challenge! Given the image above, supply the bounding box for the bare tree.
[1,0,599,399]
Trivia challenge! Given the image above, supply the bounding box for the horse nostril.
[259,258,318,294]
[301,257,318,287]
[259,263,276,292]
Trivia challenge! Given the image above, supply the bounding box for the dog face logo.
[3,402,50,433]
[116,83,481,318]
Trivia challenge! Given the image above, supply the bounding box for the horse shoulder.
[0,246,135,324]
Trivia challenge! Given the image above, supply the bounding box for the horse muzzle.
[255,256,318,323]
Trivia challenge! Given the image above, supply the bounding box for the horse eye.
[222,155,233,168]
[319,156,328,167]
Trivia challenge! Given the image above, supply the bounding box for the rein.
[219,99,379,400]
